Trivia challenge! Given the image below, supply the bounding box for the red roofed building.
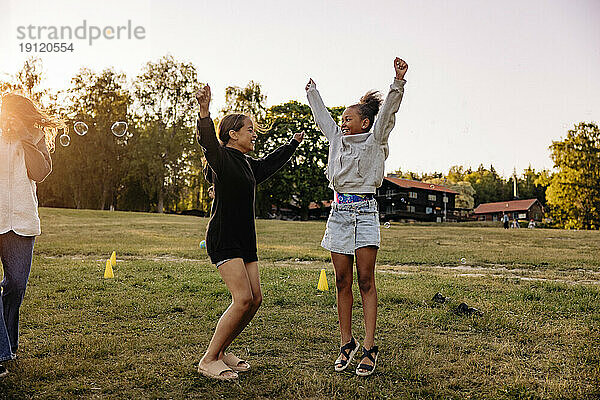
[376,177,459,222]
[473,199,544,222]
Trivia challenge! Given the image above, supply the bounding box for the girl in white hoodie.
[306,58,408,376]
[0,93,64,378]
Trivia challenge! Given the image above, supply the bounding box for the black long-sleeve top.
[197,114,299,264]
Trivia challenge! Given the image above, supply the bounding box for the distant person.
[511,218,520,229]
[195,84,303,380]
[502,213,509,229]
[0,93,64,378]
[528,219,536,229]
[306,57,408,376]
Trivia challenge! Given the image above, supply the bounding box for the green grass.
[1,208,599,399]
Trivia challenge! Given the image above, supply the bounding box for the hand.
[305,78,315,92]
[293,131,305,143]
[394,57,408,80]
[196,84,211,118]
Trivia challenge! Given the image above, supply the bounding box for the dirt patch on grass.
[378,263,600,285]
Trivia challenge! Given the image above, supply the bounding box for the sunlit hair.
[0,92,66,152]
[348,90,383,132]
[216,113,266,146]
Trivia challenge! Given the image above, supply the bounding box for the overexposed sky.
[1,0,598,177]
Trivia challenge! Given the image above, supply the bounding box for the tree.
[39,68,130,210]
[255,101,337,219]
[131,55,200,213]
[464,165,510,206]
[518,166,549,205]
[546,122,600,229]
[220,80,267,120]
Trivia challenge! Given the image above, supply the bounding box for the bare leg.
[199,258,253,377]
[331,252,354,354]
[355,246,378,371]
[218,261,262,359]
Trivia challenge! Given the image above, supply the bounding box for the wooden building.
[473,199,544,222]
[376,177,458,222]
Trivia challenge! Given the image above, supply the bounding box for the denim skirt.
[321,199,380,255]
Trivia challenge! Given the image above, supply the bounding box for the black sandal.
[356,345,379,376]
[334,337,360,372]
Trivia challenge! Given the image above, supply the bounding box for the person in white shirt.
[0,93,64,378]
[306,58,408,376]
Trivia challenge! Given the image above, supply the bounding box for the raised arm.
[195,84,225,176]
[373,58,408,144]
[23,128,52,182]
[247,132,303,185]
[305,79,340,142]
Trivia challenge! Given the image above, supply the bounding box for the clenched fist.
[196,84,211,118]
[394,58,408,80]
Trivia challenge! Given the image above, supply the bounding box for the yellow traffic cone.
[104,259,114,279]
[317,268,328,291]
[110,251,117,267]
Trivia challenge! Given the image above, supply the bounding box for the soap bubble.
[73,121,88,136]
[199,240,206,249]
[384,222,391,229]
[111,121,128,137]
[59,134,71,147]
[460,257,467,265]
[429,184,435,188]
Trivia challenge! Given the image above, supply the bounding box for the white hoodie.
[0,131,51,237]
[307,78,406,194]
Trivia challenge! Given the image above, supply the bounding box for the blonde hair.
[0,92,66,152]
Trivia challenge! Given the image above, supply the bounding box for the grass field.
[1,208,599,399]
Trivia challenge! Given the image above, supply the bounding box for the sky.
[0,0,598,178]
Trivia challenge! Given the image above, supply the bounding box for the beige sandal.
[223,352,250,372]
[197,359,238,381]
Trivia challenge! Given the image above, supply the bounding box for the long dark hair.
[217,113,247,145]
[1,92,66,152]
[350,90,383,131]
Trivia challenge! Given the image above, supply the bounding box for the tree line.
[1,57,598,229]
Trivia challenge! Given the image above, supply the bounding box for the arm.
[305,79,340,142]
[23,132,52,182]
[373,58,408,144]
[197,115,225,177]
[195,84,225,176]
[248,133,303,185]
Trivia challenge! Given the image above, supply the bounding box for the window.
[428,194,437,201]
[426,207,433,214]
[519,213,526,219]
[386,188,394,199]
[409,192,417,199]
[408,205,416,213]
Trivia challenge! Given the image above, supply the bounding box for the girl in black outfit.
[195,84,303,380]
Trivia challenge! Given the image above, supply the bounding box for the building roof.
[384,177,459,194]
[309,200,332,210]
[474,199,540,214]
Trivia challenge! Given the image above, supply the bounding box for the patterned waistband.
[334,192,375,204]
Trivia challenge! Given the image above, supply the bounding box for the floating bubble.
[401,198,406,203]
[74,121,88,136]
[199,240,206,249]
[429,184,435,188]
[59,134,71,147]
[460,257,467,265]
[384,222,391,229]
[111,121,128,137]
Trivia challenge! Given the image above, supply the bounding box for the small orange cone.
[104,259,114,279]
[317,269,328,291]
